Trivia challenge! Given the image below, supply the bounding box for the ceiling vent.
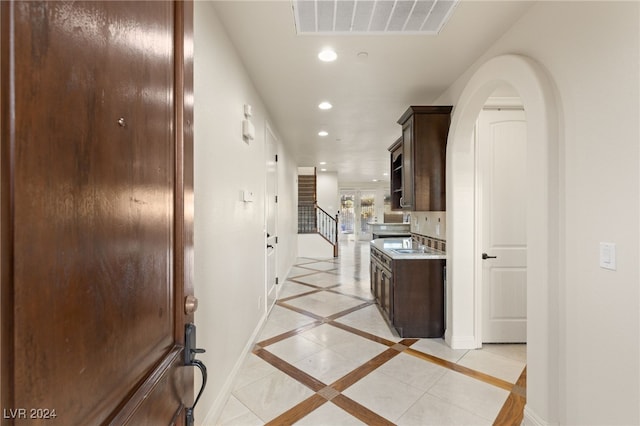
[292,0,458,35]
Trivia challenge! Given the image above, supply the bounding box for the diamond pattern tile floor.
[216,240,526,425]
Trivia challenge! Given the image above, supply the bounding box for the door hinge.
[275,154,278,162]
[275,195,278,203]
[275,236,278,244]
[276,277,279,284]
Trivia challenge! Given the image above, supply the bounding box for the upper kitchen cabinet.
[389,106,452,211]
[389,137,403,210]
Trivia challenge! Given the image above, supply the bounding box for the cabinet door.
[376,265,383,304]
[381,269,393,321]
[370,259,377,299]
[401,119,414,209]
[390,141,403,210]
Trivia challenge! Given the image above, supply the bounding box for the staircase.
[298,174,317,233]
[297,169,339,257]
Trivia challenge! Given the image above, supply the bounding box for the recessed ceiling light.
[383,172,389,176]
[357,51,369,59]
[318,130,328,137]
[372,179,379,182]
[320,168,327,172]
[319,162,327,165]
[318,48,337,62]
[318,101,332,110]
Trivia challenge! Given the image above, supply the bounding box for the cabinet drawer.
[371,248,392,270]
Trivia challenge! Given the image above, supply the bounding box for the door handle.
[185,323,207,426]
[267,244,274,249]
[482,253,497,260]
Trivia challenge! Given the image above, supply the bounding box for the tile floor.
[216,240,526,425]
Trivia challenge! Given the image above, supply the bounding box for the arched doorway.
[445,54,562,424]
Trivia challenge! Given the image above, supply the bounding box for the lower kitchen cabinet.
[370,246,445,338]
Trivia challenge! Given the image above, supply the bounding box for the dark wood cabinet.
[370,247,445,338]
[381,269,393,321]
[371,246,394,322]
[389,106,452,211]
[389,138,403,211]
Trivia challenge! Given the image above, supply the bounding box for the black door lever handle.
[482,253,497,260]
[185,323,207,426]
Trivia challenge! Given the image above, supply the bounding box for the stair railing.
[297,204,317,233]
[316,205,339,257]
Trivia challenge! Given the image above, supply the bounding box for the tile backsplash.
[411,211,446,239]
[411,211,446,252]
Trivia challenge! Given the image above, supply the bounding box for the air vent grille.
[293,0,458,35]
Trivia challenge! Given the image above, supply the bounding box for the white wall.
[193,2,298,422]
[297,234,335,259]
[316,171,338,215]
[437,2,639,425]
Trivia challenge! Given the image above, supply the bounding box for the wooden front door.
[1,1,196,424]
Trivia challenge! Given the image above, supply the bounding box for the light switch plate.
[242,119,255,142]
[599,242,616,270]
[242,190,254,202]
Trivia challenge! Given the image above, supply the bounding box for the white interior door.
[266,124,278,309]
[479,108,527,343]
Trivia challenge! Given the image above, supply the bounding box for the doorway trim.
[265,121,279,311]
[445,54,562,425]
[475,104,527,345]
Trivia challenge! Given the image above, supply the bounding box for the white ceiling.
[211,1,534,184]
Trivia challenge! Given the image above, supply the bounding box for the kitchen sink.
[391,248,425,254]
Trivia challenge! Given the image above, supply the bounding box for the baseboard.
[445,333,478,350]
[523,405,555,426]
[201,310,269,425]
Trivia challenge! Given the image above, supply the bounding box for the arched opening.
[444,55,562,424]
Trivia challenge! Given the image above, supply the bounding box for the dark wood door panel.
[110,347,190,425]
[2,1,193,424]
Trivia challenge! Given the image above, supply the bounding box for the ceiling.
[211,1,534,184]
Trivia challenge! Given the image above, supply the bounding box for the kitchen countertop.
[370,237,446,260]
[367,222,410,226]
